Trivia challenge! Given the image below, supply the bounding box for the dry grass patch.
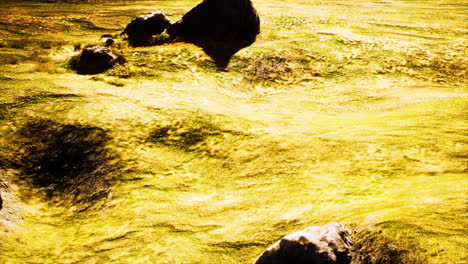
[231,51,323,85]
[351,228,427,264]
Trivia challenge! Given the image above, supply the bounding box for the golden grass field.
[0,0,466,263]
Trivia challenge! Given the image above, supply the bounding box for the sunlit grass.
[0,0,466,263]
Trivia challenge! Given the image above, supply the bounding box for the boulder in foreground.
[254,222,352,264]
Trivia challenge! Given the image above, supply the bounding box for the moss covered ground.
[0,0,466,263]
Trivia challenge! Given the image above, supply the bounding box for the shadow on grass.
[0,119,119,204]
[0,93,81,119]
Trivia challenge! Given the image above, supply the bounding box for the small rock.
[254,222,352,264]
[75,46,118,74]
[121,11,171,47]
[100,34,114,39]
[104,39,115,47]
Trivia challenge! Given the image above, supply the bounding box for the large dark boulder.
[74,46,117,74]
[121,11,171,47]
[254,222,352,264]
[167,0,260,69]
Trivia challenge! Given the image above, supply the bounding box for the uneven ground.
[0,0,466,263]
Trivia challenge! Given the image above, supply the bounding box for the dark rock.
[0,192,2,210]
[104,38,115,47]
[254,222,352,264]
[167,0,260,69]
[73,43,81,51]
[100,34,114,39]
[121,11,171,47]
[74,46,117,74]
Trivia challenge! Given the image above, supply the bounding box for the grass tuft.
[351,228,427,264]
[231,51,322,85]
[0,54,25,65]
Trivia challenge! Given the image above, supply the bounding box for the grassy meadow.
[0,0,467,263]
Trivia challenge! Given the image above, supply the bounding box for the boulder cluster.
[73,0,260,73]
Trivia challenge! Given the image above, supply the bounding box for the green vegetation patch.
[148,111,247,158]
[0,0,466,263]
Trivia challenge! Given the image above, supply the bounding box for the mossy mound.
[351,228,427,264]
[147,111,250,160]
[2,119,119,203]
[148,112,242,148]
[149,115,222,149]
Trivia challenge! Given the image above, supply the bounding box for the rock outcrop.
[167,0,260,69]
[254,222,352,264]
[74,46,118,74]
[121,11,171,47]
